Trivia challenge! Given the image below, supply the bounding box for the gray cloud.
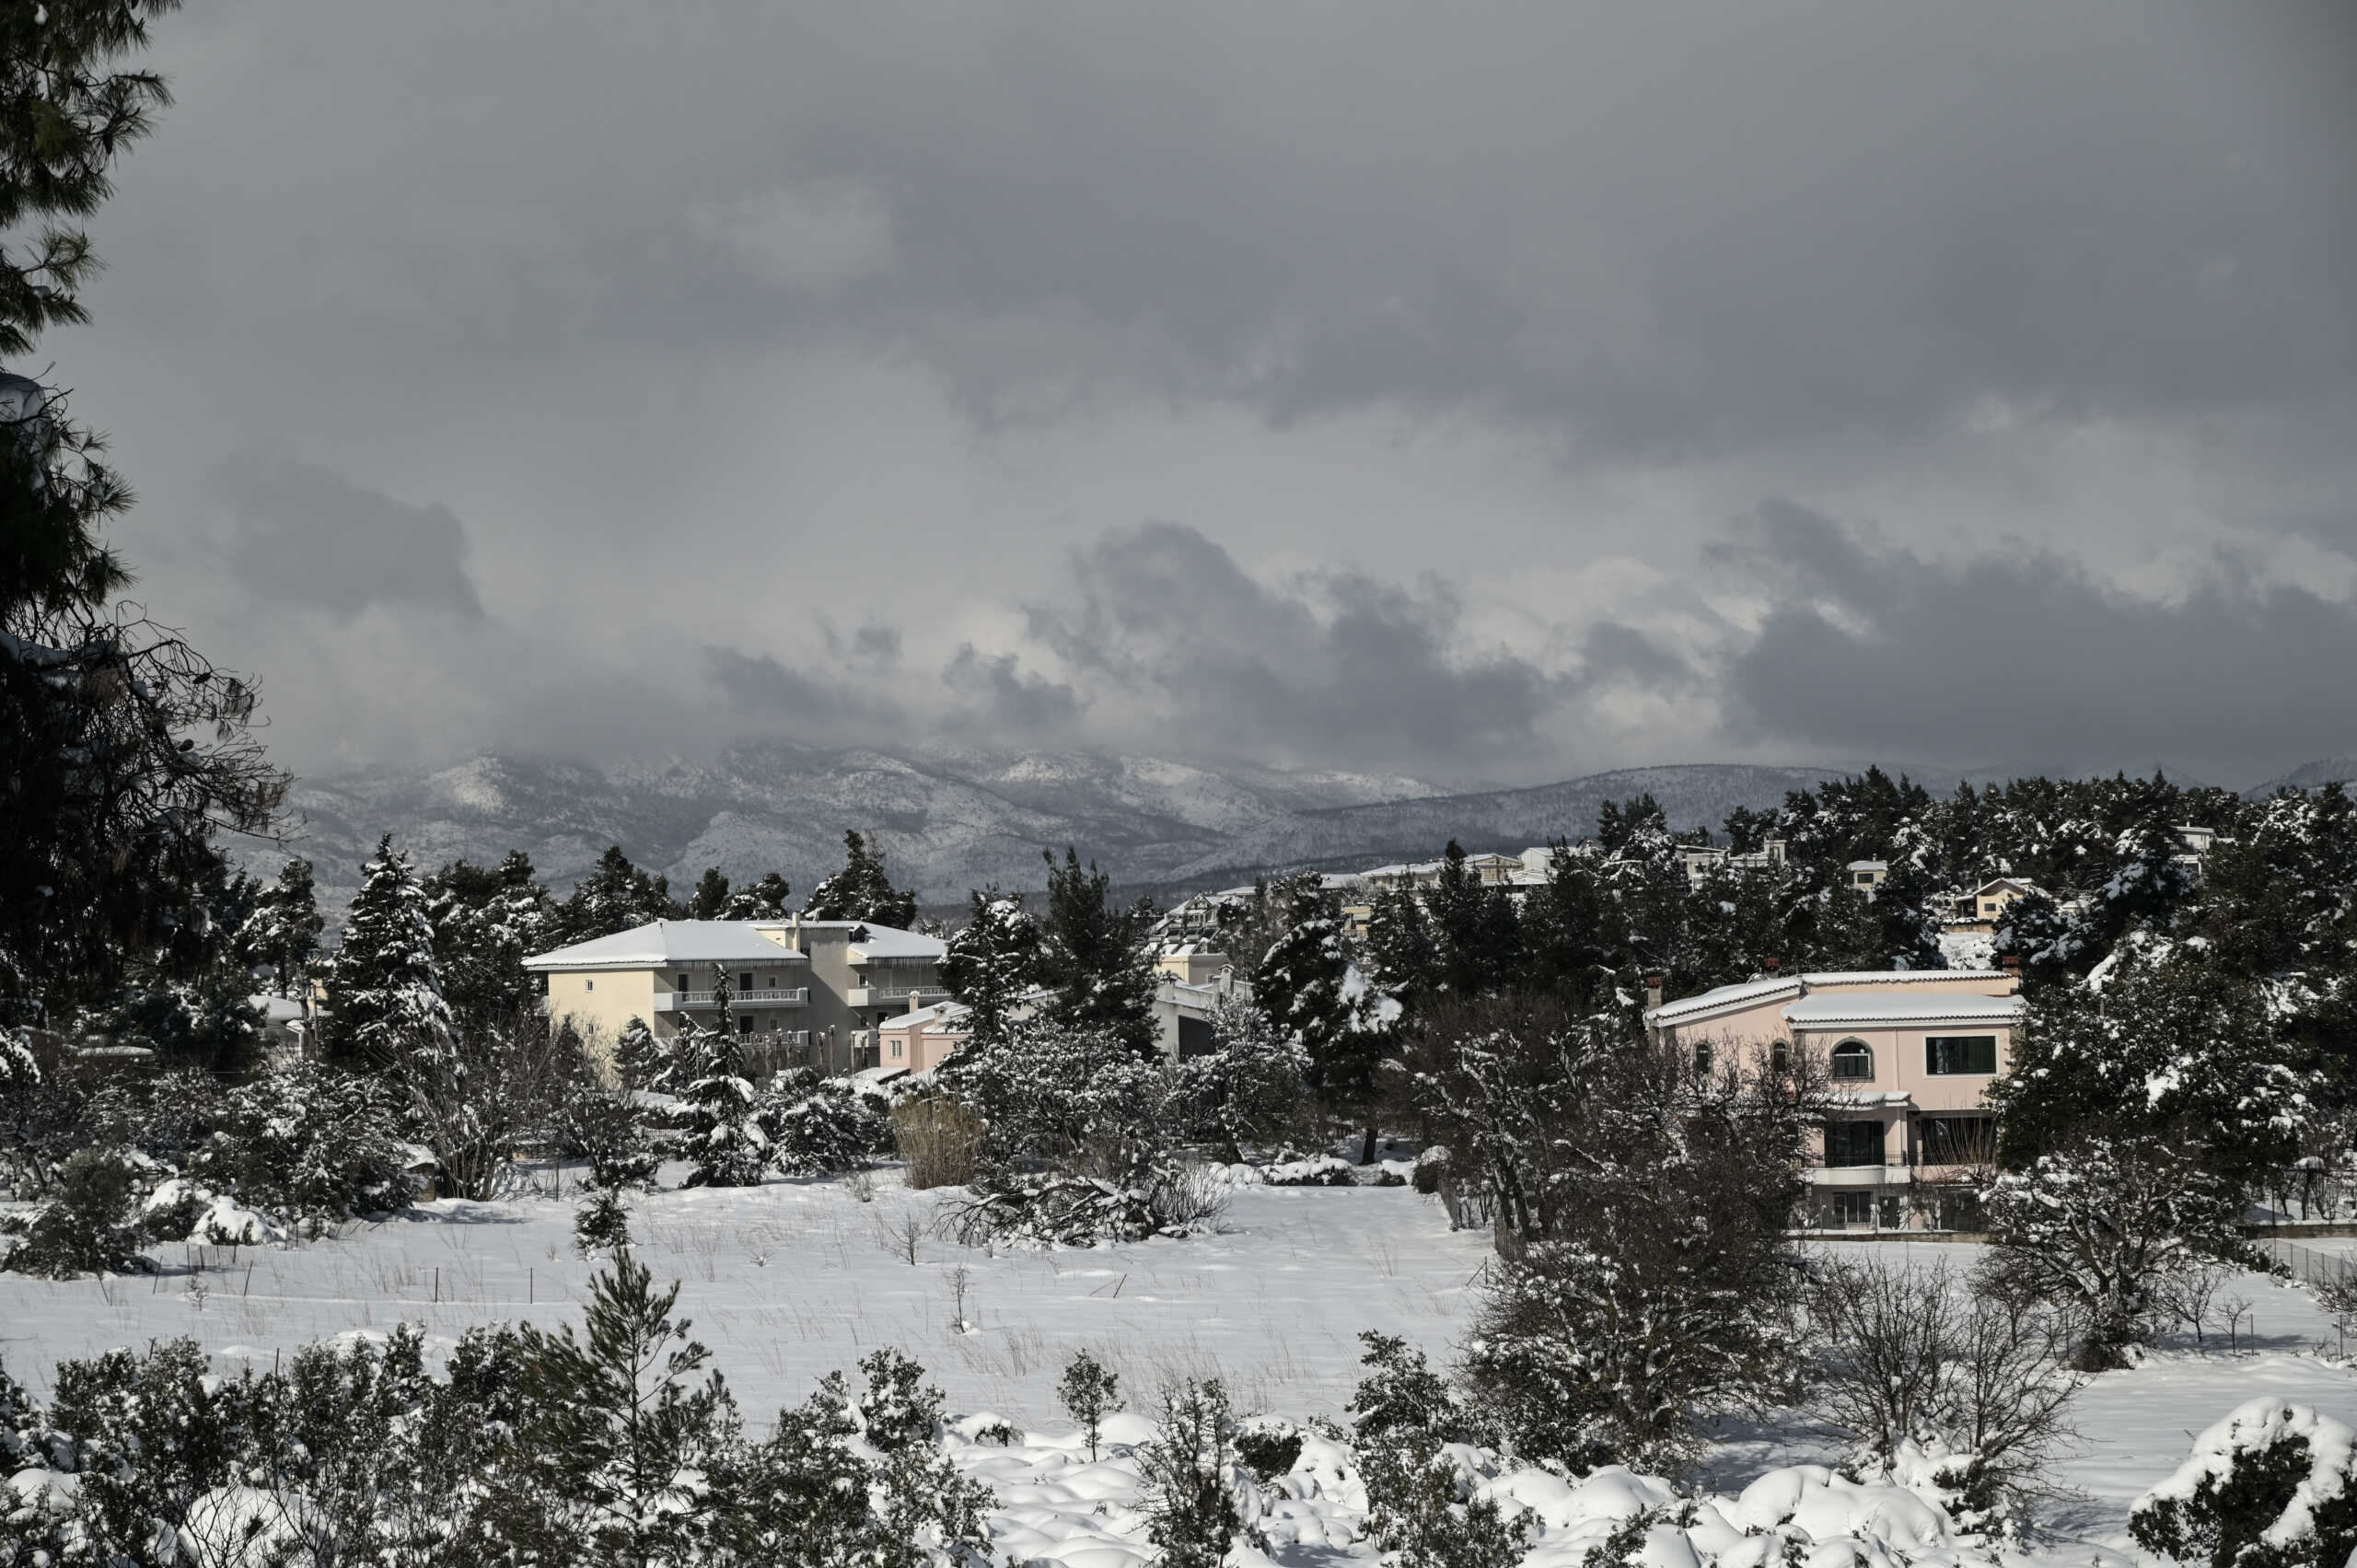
[1712,499,2357,777]
[943,645,1084,734]
[703,646,900,730]
[204,459,482,619]
[31,2,2357,785]
[1029,522,1555,770]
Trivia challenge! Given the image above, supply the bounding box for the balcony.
[1806,1166,1910,1188]
[654,987,808,1013]
[847,984,950,1010]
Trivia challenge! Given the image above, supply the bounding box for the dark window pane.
[1927,1035,1998,1074]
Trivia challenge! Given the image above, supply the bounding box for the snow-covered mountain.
[235,746,1920,916]
[233,741,1449,912]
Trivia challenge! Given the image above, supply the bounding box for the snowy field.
[4,1173,2351,1566]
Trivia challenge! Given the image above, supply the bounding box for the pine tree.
[938,886,1042,1044]
[1255,877,1391,1137]
[802,830,919,928]
[1365,873,1437,1015]
[719,872,791,920]
[668,1018,775,1189]
[319,836,452,1070]
[558,846,679,944]
[492,1254,740,1566]
[1038,847,1158,1059]
[1141,1377,1240,1568]
[0,1,286,1019]
[1058,1349,1120,1462]
[423,849,551,1031]
[685,867,731,921]
[239,856,323,994]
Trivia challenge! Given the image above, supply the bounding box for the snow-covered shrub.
[1168,993,1310,1159]
[944,1160,1228,1248]
[187,1062,411,1226]
[1142,1376,1242,1568]
[554,1076,659,1191]
[2,1147,150,1276]
[936,1016,1167,1175]
[1348,1332,1531,1568]
[772,1069,891,1175]
[2132,1399,2357,1568]
[1261,1154,1357,1186]
[892,1094,984,1190]
[1982,1132,2256,1369]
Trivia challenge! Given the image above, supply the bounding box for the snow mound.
[948,1423,2006,1568]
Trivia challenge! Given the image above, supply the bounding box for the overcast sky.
[59,1,2357,790]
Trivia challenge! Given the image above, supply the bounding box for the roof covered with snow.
[1645,969,2014,1026]
[524,920,807,970]
[846,925,948,961]
[1783,991,2023,1028]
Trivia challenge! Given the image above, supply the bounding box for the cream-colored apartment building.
[526,916,948,1076]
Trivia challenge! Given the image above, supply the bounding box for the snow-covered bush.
[935,1016,1166,1176]
[772,1069,891,1175]
[1348,1332,1530,1568]
[1,1146,150,1277]
[1142,1376,1243,1568]
[187,1062,411,1226]
[1261,1154,1357,1186]
[2132,1399,2357,1568]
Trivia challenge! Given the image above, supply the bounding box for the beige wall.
[546,969,657,1074]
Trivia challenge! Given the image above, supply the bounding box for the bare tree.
[395,1007,578,1201]
[1807,1254,2081,1535]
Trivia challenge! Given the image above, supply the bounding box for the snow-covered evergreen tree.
[319,835,453,1070]
[1038,847,1159,1059]
[939,886,1042,1044]
[668,1018,776,1188]
[685,865,732,921]
[238,855,323,993]
[554,845,679,944]
[802,830,919,929]
[720,872,792,921]
[423,849,552,1031]
[1989,940,2313,1188]
[1983,1132,2254,1368]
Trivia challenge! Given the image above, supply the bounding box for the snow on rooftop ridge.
[1645,969,2014,1025]
[1646,977,1803,1022]
[1783,991,2024,1025]
[524,919,808,969]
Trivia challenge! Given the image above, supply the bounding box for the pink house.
[1644,970,2022,1232]
[874,1000,971,1074]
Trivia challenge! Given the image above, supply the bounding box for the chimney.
[1643,973,1666,1012]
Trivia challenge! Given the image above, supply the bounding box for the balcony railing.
[846,984,950,1010]
[654,988,808,1012]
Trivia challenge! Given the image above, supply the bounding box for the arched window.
[1693,1041,1713,1074]
[1830,1040,1875,1082]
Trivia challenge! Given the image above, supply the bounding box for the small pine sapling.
[574,1186,632,1258]
[1059,1348,1121,1461]
[1142,1377,1241,1568]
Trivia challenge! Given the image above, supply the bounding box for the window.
[1824,1119,1885,1167]
[1927,1035,1998,1075]
[1770,1040,1790,1074]
[1693,1041,1713,1074]
[890,1040,903,1059]
[677,971,690,991]
[1829,1040,1875,1081]
[1855,872,1874,886]
[1981,901,1999,915]
[737,1016,752,1036]
[740,971,753,991]
[1918,1116,1995,1166]
[1830,1191,1873,1226]
[585,978,594,992]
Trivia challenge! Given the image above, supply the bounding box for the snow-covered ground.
[4,1175,2351,1566]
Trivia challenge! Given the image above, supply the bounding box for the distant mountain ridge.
[250,746,2251,917]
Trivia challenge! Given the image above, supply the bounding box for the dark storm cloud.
[1575,622,1694,691]
[1713,499,2357,773]
[942,645,1084,734]
[703,646,900,729]
[1029,522,1553,768]
[205,459,482,619]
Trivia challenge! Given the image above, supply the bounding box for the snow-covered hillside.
[231,749,1879,913]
